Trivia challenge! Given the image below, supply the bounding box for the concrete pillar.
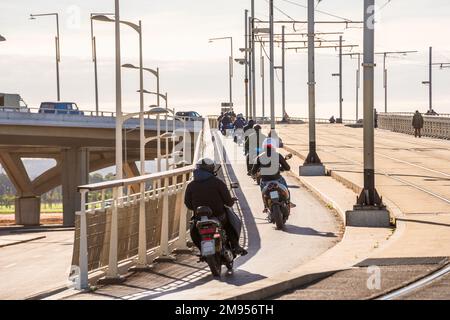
[15,196,41,226]
[62,148,89,227]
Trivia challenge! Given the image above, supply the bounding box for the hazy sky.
[1,0,450,119]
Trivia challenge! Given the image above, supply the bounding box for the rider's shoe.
[234,246,248,256]
[290,202,297,209]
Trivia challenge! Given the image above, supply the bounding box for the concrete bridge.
[0,111,196,226]
[1,116,450,300]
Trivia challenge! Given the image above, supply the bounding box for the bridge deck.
[275,124,450,215]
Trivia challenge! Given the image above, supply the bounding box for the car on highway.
[38,102,84,116]
[175,111,203,121]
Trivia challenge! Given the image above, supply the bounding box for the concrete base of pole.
[172,248,194,255]
[129,264,154,272]
[97,275,126,285]
[336,118,343,124]
[299,164,326,177]
[346,207,391,228]
[154,255,177,263]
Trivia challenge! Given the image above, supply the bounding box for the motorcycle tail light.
[199,228,215,235]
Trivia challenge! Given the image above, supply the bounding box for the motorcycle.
[221,123,234,137]
[194,207,234,276]
[194,183,240,277]
[233,128,244,145]
[261,154,293,230]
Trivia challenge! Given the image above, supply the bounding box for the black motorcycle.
[261,154,293,230]
[194,206,235,276]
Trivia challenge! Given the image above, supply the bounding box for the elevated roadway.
[0,111,195,226]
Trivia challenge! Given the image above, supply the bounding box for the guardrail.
[72,120,208,290]
[208,115,357,127]
[378,113,450,140]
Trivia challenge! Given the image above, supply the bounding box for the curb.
[0,236,46,248]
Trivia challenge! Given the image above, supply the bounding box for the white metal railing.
[73,120,207,290]
[378,113,450,140]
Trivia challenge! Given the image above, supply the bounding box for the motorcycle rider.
[244,124,266,174]
[184,158,247,256]
[233,114,246,143]
[220,113,232,135]
[250,138,294,216]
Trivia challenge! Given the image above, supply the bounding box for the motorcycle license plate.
[270,191,279,199]
[201,240,216,256]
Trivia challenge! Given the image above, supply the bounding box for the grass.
[0,204,63,215]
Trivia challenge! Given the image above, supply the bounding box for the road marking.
[3,263,17,269]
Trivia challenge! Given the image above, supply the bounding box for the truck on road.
[0,93,28,112]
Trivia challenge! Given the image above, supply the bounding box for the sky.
[1,0,450,120]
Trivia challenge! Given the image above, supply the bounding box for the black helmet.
[196,158,216,174]
[254,124,262,131]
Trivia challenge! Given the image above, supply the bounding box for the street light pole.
[269,0,275,130]
[356,53,361,121]
[346,0,389,227]
[30,13,61,101]
[429,46,433,113]
[300,0,325,176]
[281,25,286,121]
[260,42,266,119]
[90,13,114,116]
[339,36,343,122]
[251,0,257,119]
[244,10,250,119]
[209,37,234,107]
[248,16,253,119]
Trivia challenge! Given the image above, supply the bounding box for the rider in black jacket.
[184,158,247,256]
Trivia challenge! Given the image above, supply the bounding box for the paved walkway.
[58,130,342,300]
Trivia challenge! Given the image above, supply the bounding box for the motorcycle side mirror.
[285,154,293,160]
[230,182,240,189]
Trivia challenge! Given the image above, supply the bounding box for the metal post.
[244,10,250,120]
[301,0,323,172]
[339,35,343,122]
[281,25,286,121]
[261,43,265,119]
[251,0,257,119]
[156,177,175,262]
[76,190,88,290]
[383,52,387,113]
[137,20,148,269]
[175,173,190,251]
[357,0,383,208]
[114,0,124,199]
[157,114,161,172]
[106,187,119,279]
[356,53,361,121]
[157,68,160,107]
[429,46,433,112]
[269,0,275,130]
[248,16,253,119]
[229,38,234,106]
[91,15,99,116]
[56,14,61,101]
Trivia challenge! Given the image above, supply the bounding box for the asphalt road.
[0,227,74,299]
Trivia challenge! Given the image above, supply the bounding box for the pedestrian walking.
[412,110,424,138]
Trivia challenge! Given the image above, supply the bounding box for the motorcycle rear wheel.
[272,204,284,230]
[206,254,222,277]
